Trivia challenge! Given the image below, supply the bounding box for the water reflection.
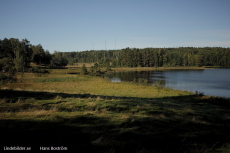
[110,77,121,82]
[104,69,230,98]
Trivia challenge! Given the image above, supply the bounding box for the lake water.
[105,69,230,98]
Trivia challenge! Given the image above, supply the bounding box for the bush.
[132,78,148,86]
[195,90,204,96]
[31,66,49,73]
[31,66,40,73]
[0,72,7,80]
[31,66,49,77]
[80,64,88,75]
[132,78,137,84]
[154,80,165,90]
[0,73,16,85]
[89,63,103,76]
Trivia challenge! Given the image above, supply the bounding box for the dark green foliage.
[0,37,54,83]
[80,64,88,75]
[0,70,17,84]
[51,51,68,67]
[31,66,49,77]
[0,38,15,59]
[89,63,102,75]
[62,47,230,68]
[11,38,32,72]
[2,37,230,75]
[0,58,12,72]
[105,63,112,71]
[31,45,52,66]
[0,39,19,84]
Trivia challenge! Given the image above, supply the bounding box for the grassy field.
[0,68,230,152]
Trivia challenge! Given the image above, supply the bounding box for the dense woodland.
[63,47,230,68]
[1,37,230,83]
[0,38,68,83]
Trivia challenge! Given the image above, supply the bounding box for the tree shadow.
[0,117,108,152]
[0,89,230,152]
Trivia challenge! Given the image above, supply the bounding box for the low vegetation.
[0,68,230,152]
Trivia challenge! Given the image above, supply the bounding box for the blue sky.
[1,0,230,52]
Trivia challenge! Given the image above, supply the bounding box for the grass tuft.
[0,97,7,103]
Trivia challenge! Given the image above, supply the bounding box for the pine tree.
[80,64,88,74]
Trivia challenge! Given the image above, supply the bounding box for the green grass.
[0,68,230,152]
[33,76,88,83]
[4,73,192,98]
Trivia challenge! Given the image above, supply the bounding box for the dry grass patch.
[0,98,7,103]
[75,63,94,68]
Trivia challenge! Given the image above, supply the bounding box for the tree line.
[0,38,68,84]
[1,37,230,83]
[63,47,230,68]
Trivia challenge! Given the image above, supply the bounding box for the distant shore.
[104,66,224,73]
[66,64,224,73]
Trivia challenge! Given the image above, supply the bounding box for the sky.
[1,0,230,52]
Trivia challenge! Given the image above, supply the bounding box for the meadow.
[0,67,230,152]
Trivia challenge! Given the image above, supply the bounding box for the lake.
[105,69,230,98]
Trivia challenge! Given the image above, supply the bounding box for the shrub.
[0,70,17,85]
[80,64,88,75]
[132,78,148,86]
[132,78,137,84]
[89,63,102,76]
[154,80,165,90]
[31,66,49,77]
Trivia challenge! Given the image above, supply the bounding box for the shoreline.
[105,66,220,73]
[111,66,207,72]
[67,65,224,73]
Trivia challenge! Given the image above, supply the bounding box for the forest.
[0,38,68,83]
[1,37,230,84]
[63,47,230,68]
